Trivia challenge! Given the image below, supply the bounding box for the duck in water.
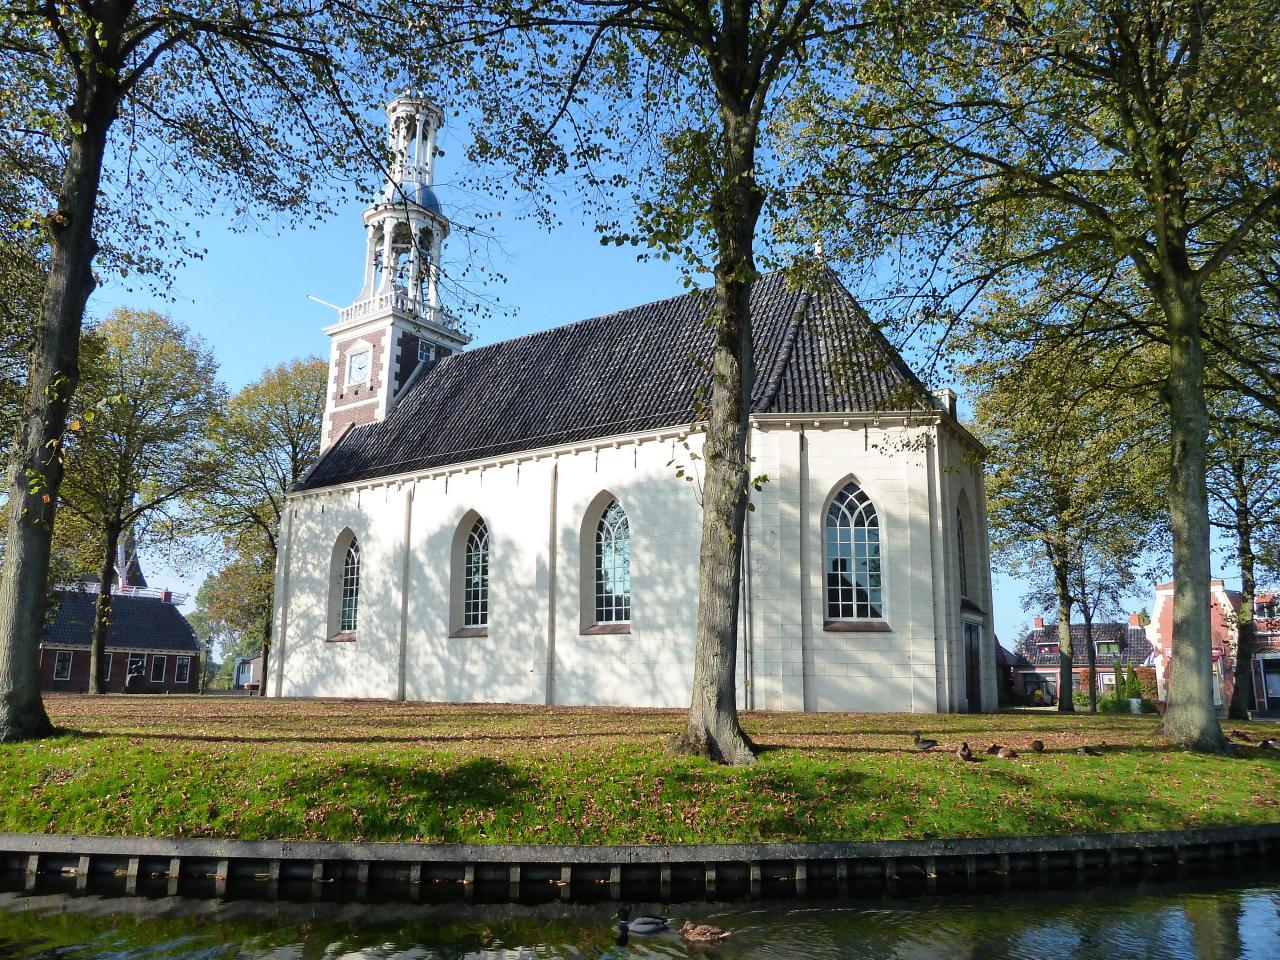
[615,907,669,935]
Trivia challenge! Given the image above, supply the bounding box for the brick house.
[39,589,201,694]
[1146,580,1237,712]
[1012,614,1153,704]
[1252,594,1280,716]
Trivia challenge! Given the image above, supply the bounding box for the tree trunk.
[1084,608,1097,714]
[0,87,115,740]
[258,617,272,697]
[88,522,123,694]
[1228,457,1255,721]
[1160,286,1229,751]
[1055,563,1075,712]
[673,57,762,765]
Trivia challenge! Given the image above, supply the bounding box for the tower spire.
[319,94,471,452]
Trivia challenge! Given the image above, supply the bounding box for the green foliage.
[58,309,223,572]
[187,358,326,670]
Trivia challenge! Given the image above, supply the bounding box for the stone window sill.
[326,631,358,643]
[581,623,631,636]
[451,627,489,639]
[823,620,892,633]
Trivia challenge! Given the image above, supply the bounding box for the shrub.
[1136,666,1159,701]
[1072,690,1091,710]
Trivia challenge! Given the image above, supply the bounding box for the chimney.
[1034,616,1044,629]
[1129,612,1141,627]
[932,388,958,418]
[161,589,173,603]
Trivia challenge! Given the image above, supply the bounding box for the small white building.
[268,96,997,714]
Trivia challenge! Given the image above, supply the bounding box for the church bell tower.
[321,95,471,451]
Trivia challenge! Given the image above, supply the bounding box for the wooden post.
[214,859,229,899]
[77,855,91,893]
[659,863,672,900]
[125,857,140,896]
[608,865,621,901]
[463,864,475,903]
[559,865,572,901]
[24,854,39,891]
[704,862,717,899]
[749,861,762,899]
[794,861,807,897]
[508,864,521,901]
[168,857,182,897]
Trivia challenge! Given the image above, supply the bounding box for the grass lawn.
[1,697,1277,845]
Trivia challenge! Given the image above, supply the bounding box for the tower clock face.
[348,350,371,385]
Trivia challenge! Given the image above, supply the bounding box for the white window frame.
[127,653,145,678]
[417,338,435,363]
[463,516,490,628]
[53,650,73,680]
[150,655,167,683]
[823,481,883,621]
[346,349,371,386]
[594,500,632,624]
[340,540,360,632]
[175,656,191,684]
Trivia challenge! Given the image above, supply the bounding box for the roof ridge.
[754,290,810,413]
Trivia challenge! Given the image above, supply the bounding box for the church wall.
[743,420,944,714]
[403,464,551,705]
[275,485,405,699]
[551,438,704,708]
[935,427,1000,712]
[272,416,993,715]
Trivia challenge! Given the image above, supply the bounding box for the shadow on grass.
[264,756,540,842]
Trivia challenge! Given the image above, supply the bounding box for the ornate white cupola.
[321,94,471,451]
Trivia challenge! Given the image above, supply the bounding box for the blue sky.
[86,120,1176,655]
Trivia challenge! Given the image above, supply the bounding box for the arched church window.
[463,516,490,628]
[824,482,882,620]
[595,500,631,623]
[957,508,969,599]
[340,538,361,632]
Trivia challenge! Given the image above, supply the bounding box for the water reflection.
[1,876,1278,959]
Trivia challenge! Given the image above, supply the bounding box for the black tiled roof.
[1015,623,1151,668]
[301,269,934,490]
[42,591,200,653]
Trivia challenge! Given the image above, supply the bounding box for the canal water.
[2,875,1278,959]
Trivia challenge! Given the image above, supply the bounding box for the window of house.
[102,654,112,681]
[824,482,882,620]
[175,657,191,684]
[1099,672,1117,691]
[127,653,145,678]
[595,500,631,623]
[347,350,371,386]
[340,538,360,632]
[53,650,73,680]
[956,508,968,599]
[1096,641,1120,656]
[463,516,489,628]
[418,338,435,363]
[1038,643,1060,656]
[150,656,167,683]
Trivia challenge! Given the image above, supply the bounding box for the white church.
[268,95,997,714]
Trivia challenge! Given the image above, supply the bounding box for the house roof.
[1015,622,1152,668]
[42,591,200,653]
[300,269,938,491]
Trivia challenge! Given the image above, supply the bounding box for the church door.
[964,621,982,711]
